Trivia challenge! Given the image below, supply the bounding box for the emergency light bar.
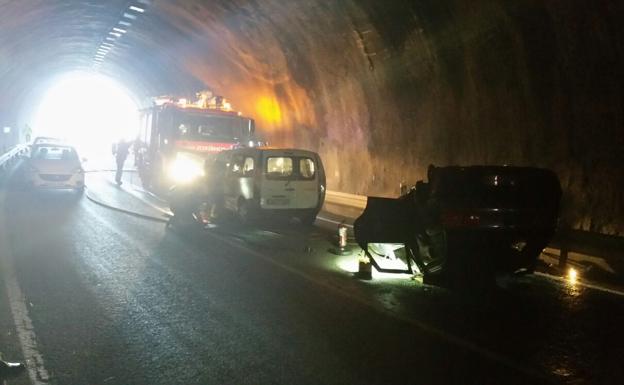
[152,90,234,112]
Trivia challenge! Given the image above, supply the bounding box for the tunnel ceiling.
[1,0,623,235]
[0,0,203,113]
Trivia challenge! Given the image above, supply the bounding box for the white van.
[214,147,326,224]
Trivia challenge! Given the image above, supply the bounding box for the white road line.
[0,192,50,384]
[316,215,353,228]
[534,272,624,297]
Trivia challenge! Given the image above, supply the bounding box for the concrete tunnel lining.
[0,0,622,235]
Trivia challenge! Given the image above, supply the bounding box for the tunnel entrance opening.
[32,71,140,167]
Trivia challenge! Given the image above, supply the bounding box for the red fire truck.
[136,93,257,191]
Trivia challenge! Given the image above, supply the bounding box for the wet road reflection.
[1,173,623,384]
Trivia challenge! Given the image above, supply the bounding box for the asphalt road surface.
[1,170,623,385]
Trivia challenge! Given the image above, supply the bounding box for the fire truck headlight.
[168,155,204,183]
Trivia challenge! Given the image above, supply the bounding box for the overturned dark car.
[354,165,562,285]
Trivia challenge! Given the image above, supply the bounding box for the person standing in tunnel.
[112,139,132,185]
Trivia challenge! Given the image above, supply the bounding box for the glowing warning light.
[153,92,241,114]
[567,267,578,283]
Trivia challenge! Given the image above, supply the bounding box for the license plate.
[267,198,290,206]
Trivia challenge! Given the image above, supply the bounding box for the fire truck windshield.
[175,113,251,142]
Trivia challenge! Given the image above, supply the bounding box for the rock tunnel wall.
[2,0,622,235]
[158,0,623,235]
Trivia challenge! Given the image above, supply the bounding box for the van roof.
[224,147,318,156]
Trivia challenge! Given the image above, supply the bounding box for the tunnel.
[0,0,623,236]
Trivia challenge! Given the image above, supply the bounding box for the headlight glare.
[167,155,204,183]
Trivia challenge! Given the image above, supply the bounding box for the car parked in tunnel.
[355,165,562,286]
[214,147,326,225]
[23,144,85,193]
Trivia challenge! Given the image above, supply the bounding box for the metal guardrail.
[324,190,368,209]
[0,144,28,173]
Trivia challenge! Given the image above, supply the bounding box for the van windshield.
[266,156,316,180]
